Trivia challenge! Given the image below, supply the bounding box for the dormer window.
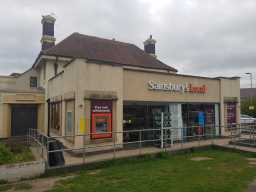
[30,76,37,88]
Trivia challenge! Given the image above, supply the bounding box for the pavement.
[54,138,232,168]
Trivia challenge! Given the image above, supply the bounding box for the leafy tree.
[241,97,256,117]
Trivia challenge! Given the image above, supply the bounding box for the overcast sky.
[0,0,255,87]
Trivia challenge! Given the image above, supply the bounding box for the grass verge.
[47,148,256,192]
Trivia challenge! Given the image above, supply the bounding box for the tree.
[241,97,256,117]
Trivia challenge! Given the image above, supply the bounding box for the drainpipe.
[47,98,50,137]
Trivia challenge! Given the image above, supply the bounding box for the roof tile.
[43,33,177,72]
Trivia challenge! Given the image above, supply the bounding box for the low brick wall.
[0,160,45,181]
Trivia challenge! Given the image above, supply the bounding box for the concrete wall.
[0,76,15,91]
[0,69,40,92]
[123,69,240,135]
[38,60,58,134]
[48,59,123,147]
[219,77,241,135]
[0,93,45,138]
[0,103,11,138]
[47,59,240,146]
[47,59,76,139]
[0,68,45,138]
[76,60,123,146]
[123,69,220,103]
[38,61,55,89]
[0,160,45,181]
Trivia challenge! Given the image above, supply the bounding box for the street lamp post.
[245,72,253,89]
[245,73,253,111]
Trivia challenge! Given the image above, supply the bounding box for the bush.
[0,143,34,165]
[241,97,256,117]
[0,143,14,165]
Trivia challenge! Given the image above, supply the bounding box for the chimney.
[41,14,56,50]
[143,35,156,57]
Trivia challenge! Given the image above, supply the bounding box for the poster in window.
[226,102,236,124]
[91,100,112,139]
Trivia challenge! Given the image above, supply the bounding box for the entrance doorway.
[11,105,37,136]
[182,103,217,139]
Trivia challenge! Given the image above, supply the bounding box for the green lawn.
[49,149,256,192]
[0,143,34,165]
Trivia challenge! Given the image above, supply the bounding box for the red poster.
[91,100,112,139]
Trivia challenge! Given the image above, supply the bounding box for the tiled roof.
[42,33,177,72]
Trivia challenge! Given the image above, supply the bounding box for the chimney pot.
[144,35,156,57]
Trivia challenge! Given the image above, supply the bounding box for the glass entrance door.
[182,104,216,140]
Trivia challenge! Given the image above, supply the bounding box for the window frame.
[30,76,37,88]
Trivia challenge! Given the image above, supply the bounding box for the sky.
[0,0,255,88]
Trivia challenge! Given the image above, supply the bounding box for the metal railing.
[27,123,256,170]
[28,128,48,162]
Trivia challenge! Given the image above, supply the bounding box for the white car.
[240,114,256,124]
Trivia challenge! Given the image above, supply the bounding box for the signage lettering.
[148,80,207,94]
[91,100,112,113]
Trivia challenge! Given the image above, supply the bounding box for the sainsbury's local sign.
[148,80,207,94]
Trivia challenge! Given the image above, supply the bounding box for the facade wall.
[0,93,44,138]
[219,78,240,135]
[15,69,39,91]
[48,60,76,140]
[0,77,15,91]
[0,103,10,138]
[0,68,45,138]
[123,69,220,103]
[39,60,59,133]
[38,61,55,89]
[76,60,123,145]
[123,69,240,136]
[48,59,124,147]
[0,69,40,92]
[47,61,240,146]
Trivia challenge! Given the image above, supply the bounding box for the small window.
[30,77,37,88]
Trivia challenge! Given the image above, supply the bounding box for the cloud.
[0,0,255,87]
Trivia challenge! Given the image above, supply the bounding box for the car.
[240,114,256,124]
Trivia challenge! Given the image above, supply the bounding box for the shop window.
[91,100,112,139]
[49,102,61,135]
[91,113,112,139]
[30,77,37,88]
[65,100,75,142]
[66,112,73,135]
[224,102,236,127]
[182,104,216,138]
[123,104,168,143]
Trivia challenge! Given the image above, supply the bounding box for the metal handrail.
[27,123,256,169]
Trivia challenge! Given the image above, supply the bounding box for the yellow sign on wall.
[80,118,86,134]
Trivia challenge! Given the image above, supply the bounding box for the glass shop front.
[123,102,220,145]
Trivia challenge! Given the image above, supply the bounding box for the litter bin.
[48,139,65,167]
